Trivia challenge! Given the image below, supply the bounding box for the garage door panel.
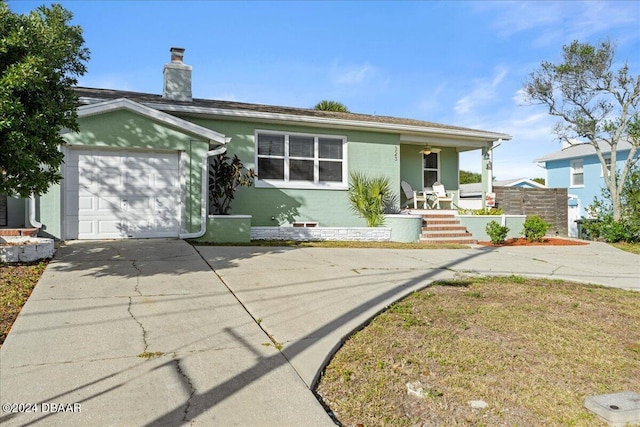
[78,169,96,188]
[124,171,151,188]
[155,171,179,189]
[98,220,123,235]
[99,168,125,189]
[77,196,93,212]
[65,149,182,239]
[97,196,121,211]
[125,197,152,210]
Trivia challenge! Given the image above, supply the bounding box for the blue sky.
[8,0,640,180]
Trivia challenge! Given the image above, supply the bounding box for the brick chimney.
[163,47,192,101]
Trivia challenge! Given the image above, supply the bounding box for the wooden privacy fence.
[494,187,568,236]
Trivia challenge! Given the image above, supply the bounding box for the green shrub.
[458,207,505,215]
[522,215,551,242]
[486,221,509,244]
[581,212,640,243]
[348,172,395,227]
[584,165,640,243]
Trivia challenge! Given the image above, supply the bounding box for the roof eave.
[143,102,512,142]
[77,98,227,145]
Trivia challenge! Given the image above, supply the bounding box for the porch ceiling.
[400,136,493,152]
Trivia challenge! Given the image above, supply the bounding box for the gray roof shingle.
[73,87,511,139]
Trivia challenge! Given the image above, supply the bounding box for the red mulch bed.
[478,237,589,247]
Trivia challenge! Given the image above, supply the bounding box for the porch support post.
[481,145,493,208]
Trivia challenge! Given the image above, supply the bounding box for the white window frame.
[570,159,584,188]
[254,130,348,190]
[422,149,442,189]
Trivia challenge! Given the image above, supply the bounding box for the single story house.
[4,47,511,240]
[534,139,639,219]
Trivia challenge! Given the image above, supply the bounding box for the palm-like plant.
[348,172,394,227]
[314,100,350,113]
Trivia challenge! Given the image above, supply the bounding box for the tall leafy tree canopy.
[0,2,90,198]
[524,40,639,221]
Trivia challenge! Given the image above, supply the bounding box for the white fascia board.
[77,98,227,145]
[145,103,512,142]
[400,135,493,149]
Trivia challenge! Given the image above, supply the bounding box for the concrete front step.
[420,213,475,244]
[422,232,474,239]
[420,237,477,244]
[423,225,468,231]
[423,219,460,225]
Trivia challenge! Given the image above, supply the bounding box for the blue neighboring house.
[535,139,639,235]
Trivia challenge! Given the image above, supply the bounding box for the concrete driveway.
[1,239,638,426]
[0,240,333,427]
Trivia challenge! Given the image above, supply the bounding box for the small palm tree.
[314,100,350,113]
[348,172,394,227]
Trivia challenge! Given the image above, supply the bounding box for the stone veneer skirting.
[251,226,391,242]
[0,237,55,263]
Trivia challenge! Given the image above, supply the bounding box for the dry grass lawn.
[0,261,48,346]
[316,276,640,426]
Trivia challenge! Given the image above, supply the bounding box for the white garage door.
[64,149,181,239]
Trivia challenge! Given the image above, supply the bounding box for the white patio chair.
[431,182,454,209]
[401,181,428,209]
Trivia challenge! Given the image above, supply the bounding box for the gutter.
[179,144,227,239]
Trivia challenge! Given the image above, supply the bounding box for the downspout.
[179,143,227,239]
[29,194,43,228]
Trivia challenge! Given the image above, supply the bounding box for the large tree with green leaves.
[524,40,639,221]
[1,2,90,198]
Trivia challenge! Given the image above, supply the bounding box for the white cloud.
[330,61,378,86]
[454,67,508,115]
[480,1,640,48]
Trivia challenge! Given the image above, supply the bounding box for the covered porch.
[398,135,503,211]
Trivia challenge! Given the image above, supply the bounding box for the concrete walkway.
[1,239,638,426]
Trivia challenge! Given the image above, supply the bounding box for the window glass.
[424,153,438,169]
[319,138,343,159]
[289,159,314,181]
[571,160,584,186]
[289,136,314,158]
[424,170,438,188]
[319,161,342,182]
[256,131,346,187]
[257,158,284,180]
[258,134,284,156]
[602,157,612,177]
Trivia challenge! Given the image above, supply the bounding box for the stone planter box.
[457,215,526,242]
[0,236,55,263]
[250,226,391,242]
[196,215,252,243]
[384,214,423,243]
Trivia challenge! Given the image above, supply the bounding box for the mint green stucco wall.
[37,110,209,239]
[188,118,401,226]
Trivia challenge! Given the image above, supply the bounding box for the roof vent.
[163,47,192,101]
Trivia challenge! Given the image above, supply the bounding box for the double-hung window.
[601,157,612,178]
[255,131,347,189]
[570,159,584,187]
[423,151,441,189]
